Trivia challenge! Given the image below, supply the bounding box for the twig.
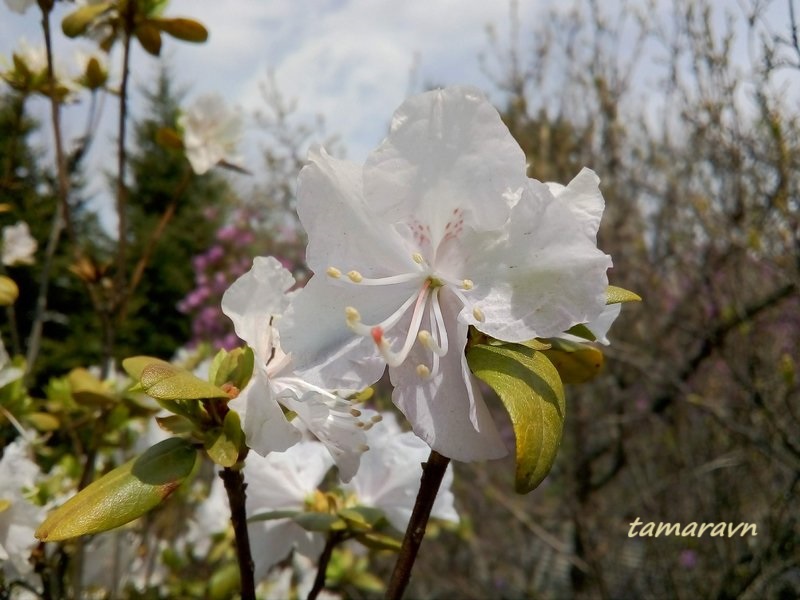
[386,450,450,600]
[220,466,256,600]
[307,531,345,600]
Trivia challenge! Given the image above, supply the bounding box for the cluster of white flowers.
[0,439,46,583]
[178,93,243,175]
[228,86,612,463]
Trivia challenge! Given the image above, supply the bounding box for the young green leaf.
[204,410,245,467]
[606,285,642,304]
[123,356,229,400]
[154,18,209,43]
[467,343,565,494]
[61,2,111,38]
[35,437,198,542]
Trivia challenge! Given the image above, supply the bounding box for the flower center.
[327,210,481,380]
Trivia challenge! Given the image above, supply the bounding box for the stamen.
[359,444,370,452]
[341,271,421,286]
[371,326,384,345]
[350,408,362,417]
[416,364,431,378]
[412,252,424,264]
[326,266,342,278]
[473,306,485,322]
[370,414,382,423]
[461,279,474,290]
[430,289,449,356]
[375,284,430,368]
[418,329,446,356]
[347,270,363,283]
[345,306,372,336]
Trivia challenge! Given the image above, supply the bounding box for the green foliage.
[123,355,228,401]
[467,342,566,494]
[35,437,198,541]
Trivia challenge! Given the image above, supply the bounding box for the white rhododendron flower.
[222,256,369,481]
[280,86,612,461]
[4,0,36,15]
[179,93,243,175]
[244,440,333,580]
[2,221,37,267]
[345,412,458,532]
[2,222,37,267]
[0,438,45,579]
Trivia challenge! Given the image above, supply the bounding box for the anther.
[473,306,485,322]
[350,408,362,417]
[418,330,433,346]
[347,270,363,283]
[462,279,474,290]
[345,306,361,324]
[356,421,366,429]
[359,444,370,452]
[412,252,424,264]
[326,266,342,278]
[371,414,383,423]
[416,364,431,378]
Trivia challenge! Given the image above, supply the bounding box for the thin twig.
[386,450,450,600]
[220,466,256,600]
[307,531,345,600]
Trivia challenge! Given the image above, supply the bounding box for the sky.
[1,0,796,226]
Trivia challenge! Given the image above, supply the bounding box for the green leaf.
[123,356,229,400]
[25,412,60,432]
[563,323,596,342]
[135,21,163,56]
[209,346,254,390]
[0,275,19,306]
[355,531,402,551]
[541,346,604,384]
[339,506,386,530]
[293,512,347,532]
[247,509,301,523]
[35,437,197,541]
[61,2,111,38]
[155,414,196,435]
[204,410,244,467]
[606,285,641,304]
[68,367,117,406]
[208,562,240,600]
[467,343,565,494]
[154,17,209,43]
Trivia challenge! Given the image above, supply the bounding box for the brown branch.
[220,466,256,600]
[307,531,345,600]
[386,450,450,600]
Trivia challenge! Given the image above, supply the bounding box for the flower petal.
[389,290,507,462]
[463,180,611,341]
[546,167,605,240]
[221,256,296,358]
[280,275,402,392]
[228,368,301,457]
[298,146,411,276]
[364,86,526,239]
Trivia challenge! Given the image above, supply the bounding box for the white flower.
[4,0,36,15]
[222,256,368,481]
[0,439,45,579]
[2,222,37,267]
[179,93,243,175]
[280,86,612,462]
[0,336,24,388]
[344,412,458,532]
[183,477,230,556]
[244,440,333,580]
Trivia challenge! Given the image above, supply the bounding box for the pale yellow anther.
[347,270,363,283]
[326,266,342,278]
[371,414,383,423]
[356,421,366,429]
[412,252,424,264]
[462,279,474,290]
[416,364,431,378]
[350,408,362,417]
[472,306,485,322]
[345,306,361,322]
[359,444,370,452]
[418,330,433,346]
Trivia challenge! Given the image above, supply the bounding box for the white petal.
[546,167,604,240]
[222,256,295,359]
[464,180,611,341]
[279,275,398,392]
[298,146,411,275]
[278,391,366,482]
[558,302,622,345]
[389,290,507,462]
[228,368,301,457]
[248,520,309,581]
[345,415,459,531]
[364,86,526,239]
